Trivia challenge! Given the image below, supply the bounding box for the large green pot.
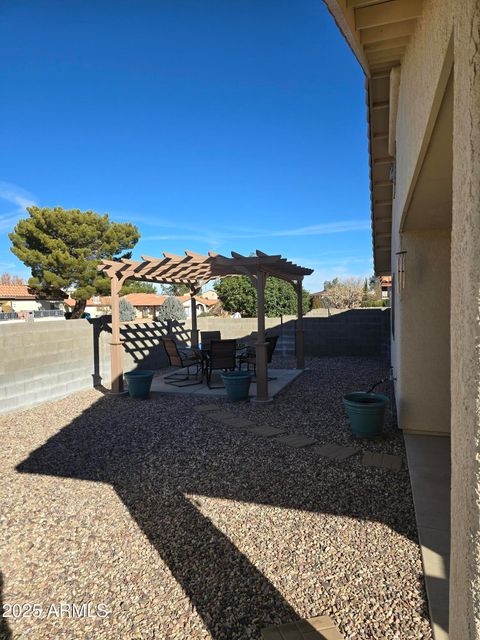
[125,370,154,399]
[342,392,389,438]
[221,371,252,402]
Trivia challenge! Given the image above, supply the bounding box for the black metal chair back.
[163,338,182,367]
[200,331,221,347]
[266,335,279,363]
[209,339,236,370]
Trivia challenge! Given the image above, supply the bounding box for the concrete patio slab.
[262,616,344,640]
[150,368,303,399]
[273,434,317,448]
[362,452,402,470]
[404,434,450,640]
[315,443,360,461]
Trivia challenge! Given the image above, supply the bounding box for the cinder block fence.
[0,308,389,414]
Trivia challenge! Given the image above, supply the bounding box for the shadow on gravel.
[16,377,426,639]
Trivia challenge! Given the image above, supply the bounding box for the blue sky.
[0,0,371,293]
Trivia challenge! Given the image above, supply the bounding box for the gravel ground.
[0,356,432,640]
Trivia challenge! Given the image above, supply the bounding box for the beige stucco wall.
[390,0,454,436]
[396,230,451,435]
[10,300,50,312]
[449,1,480,637]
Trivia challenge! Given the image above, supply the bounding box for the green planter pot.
[221,371,252,402]
[125,370,154,399]
[342,392,389,438]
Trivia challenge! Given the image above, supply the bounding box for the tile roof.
[0,284,62,300]
[64,293,218,307]
[178,294,217,306]
[64,296,111,307]
[124,293,166,306]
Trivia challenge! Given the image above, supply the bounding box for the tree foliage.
[120,281,157,296]
[0,272,24,285]
[9,206,139,318]
[160,283,190,296]
[156,296,186,322]
[323,277,340,291]
[214,276,311,317]
[119,297,136,322]
[214,277,257,317]
[322,277,364,309]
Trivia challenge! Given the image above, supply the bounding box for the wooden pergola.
[97,250,313,402]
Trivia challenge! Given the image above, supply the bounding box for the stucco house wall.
[390,0,454,435]
[395,230,451,435]
[449,1,480,636]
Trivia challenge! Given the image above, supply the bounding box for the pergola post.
[110,273,124,393]
[255,270,269,402]
[190,287,199,348]
[295,279,305,370]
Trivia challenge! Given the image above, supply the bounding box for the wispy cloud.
[142,219,370,245]
[269,220,370,237]
[0,181,36,233]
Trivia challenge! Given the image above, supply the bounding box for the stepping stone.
[273,434,317,448]
[246,425,287,438]
[193,404,220,413]
[207,411,234,422]
[315,443,360,461]
[362,452,402,471]
[262,615,344,639]
[222,417,255,429]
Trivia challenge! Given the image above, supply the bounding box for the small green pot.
[343,392,389,438]
[221,371,252,402]
[125,370,154,399]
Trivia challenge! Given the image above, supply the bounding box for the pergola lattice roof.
[98,250,313,286]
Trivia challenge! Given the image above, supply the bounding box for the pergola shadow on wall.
[98,250,313,402]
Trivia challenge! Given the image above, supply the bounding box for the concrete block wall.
[303,309,390,358]
[0,310,390,415]
[0,319,106,415]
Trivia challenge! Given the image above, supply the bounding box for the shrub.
[361,298,389,308]
[157,296,186,322]
[119,297,136,321]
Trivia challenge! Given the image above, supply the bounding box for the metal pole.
[190,292,199,348]
[110,275,124,393]
[295,279,305,370]
[255,270,269,401]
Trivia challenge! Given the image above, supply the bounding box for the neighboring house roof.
[64,296,111,307]
[380,276,392,288]
[200,289,219,301]
[64,293,218,308]
[0,285,37,300]
[123,293,166,307]
[177,294,217,307]
[0,284,64,300]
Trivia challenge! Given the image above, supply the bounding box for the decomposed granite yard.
[0,356,432,640]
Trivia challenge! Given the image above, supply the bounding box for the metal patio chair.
[238,335,279,380]
[162,338,202,387]
[205,339,237,388]
[200,331,221,348]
